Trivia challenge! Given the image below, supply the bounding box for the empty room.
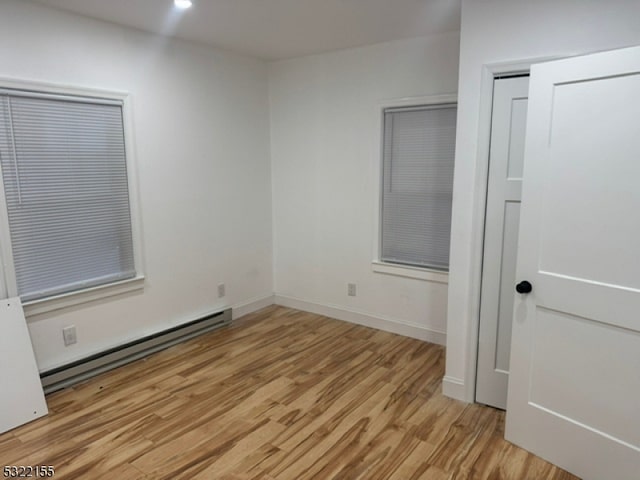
[0,0,639,478]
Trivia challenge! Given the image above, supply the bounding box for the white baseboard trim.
[442,375,468,402]
[274,294,446,346]
[232,294,275,320]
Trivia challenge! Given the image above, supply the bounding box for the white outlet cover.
[63,326,77,346]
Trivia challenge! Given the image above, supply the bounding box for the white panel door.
[476,76,528,409]
[505,45,640,480]
[0,298,48,434]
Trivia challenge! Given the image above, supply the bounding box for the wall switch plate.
[62,325,77,346]
[217,283,226,298]
[348,283,356,297]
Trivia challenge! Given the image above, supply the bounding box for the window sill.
[23,275,145,318]
[372,261,448,284]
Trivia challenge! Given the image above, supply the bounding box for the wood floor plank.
[0,306,580,479]
[386,439,438,480]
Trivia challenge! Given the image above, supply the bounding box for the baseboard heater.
[40,308,232,394]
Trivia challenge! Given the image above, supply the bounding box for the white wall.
[269,33,460,342]
[445,0,640,401]
[0,0,274,371]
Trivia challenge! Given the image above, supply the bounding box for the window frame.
[372,94,457,284]
[0,77,145,316]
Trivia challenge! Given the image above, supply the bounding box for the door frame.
[461,56,562,404]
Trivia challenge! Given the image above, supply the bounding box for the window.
[380,103,457,271]
[0,87,139,304]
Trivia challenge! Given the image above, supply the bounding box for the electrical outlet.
[62,325,77,346]
[217,283,226,298]
[348,283,356,297]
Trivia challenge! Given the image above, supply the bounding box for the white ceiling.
[31,0,461,60]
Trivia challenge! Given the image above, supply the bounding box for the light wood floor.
[0,306,579,479]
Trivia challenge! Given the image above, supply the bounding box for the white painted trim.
[455,65,498,403]
[376,93,458,111]
[232,294,275,320]
[0,76,131,103]
[23,276,145,318]
[442,375,467,401]
[371,93,458,270]
[120,92,146,283]
[371,261,448,284]
[274,294,446,345]
[0,76,146,311]
[0,154,16,298]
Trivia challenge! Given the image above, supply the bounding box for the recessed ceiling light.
[174,0,192,9]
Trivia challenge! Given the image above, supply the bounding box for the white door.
[476,76,528,409]
[506,45,640,480]
[0,298,48,434]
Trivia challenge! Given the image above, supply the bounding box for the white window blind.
[381,104,457,270]
[0,91,135,302]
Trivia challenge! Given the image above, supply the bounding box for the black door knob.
[515,280,532,294]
